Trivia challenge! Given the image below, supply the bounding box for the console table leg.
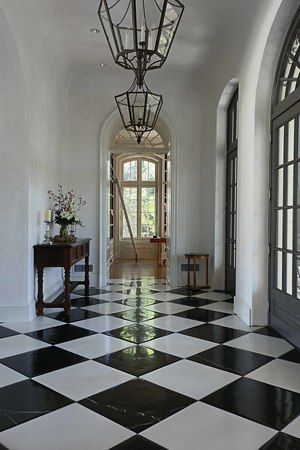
[64,267,71,312]
[37,268,44,316]
[84,256,90,296]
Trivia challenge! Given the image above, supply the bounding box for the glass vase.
[59,224,69,239]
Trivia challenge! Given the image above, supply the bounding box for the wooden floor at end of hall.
[109,259,166,279]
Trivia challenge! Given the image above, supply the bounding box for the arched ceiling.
[0,0,263,79]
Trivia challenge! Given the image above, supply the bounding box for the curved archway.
[234,0,298,326]
[99,110,178,286]
[214,78,239,291]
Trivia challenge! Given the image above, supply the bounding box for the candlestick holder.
[43,221,54,245]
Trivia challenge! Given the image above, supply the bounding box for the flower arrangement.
[48,185,86,241]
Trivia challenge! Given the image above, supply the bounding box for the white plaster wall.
[0,7,30,321]
[0,1,72,320]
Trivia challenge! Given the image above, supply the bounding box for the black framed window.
[270,7,300,346]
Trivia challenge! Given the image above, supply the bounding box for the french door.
[270,101,300,346]
[225,90,238,295]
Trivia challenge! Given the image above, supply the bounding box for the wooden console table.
[34,238,91,315]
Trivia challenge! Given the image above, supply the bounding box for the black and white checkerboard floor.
[0,277,300,449]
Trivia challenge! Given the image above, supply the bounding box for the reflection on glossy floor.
[110,259,166,280]
[0,277,300,450]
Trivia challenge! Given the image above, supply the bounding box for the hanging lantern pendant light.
[98,0,185,77]
[115,78,163,144]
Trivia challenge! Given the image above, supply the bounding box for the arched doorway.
[99,111,178,287]
[270,7,300,346]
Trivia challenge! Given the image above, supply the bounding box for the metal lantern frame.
[98,0,184,82]
[115,78,163,144]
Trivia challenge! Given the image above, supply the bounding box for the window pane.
[297,257,300,299]
[122,187,137,237]
[277,168,284,207]
[286,253,293,295]
[141,187,156,237]
[142,161,156,181]
[277,209,283,248]
[123,160,137,181]
[287,164,294,206]
[287,209,293,250]
[288,120,295,162]
[278,126,284,166]
[276,251,283,290]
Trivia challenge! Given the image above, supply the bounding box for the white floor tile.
[210,315,262,332]
[0,363,27,388]
[141,359,239,399]
[283,415,300,439]
[225,333,294,357]
[0,403,134,450]
[72,316,132,333]
[145,302,193,314]
[199,302,234,314]
[82,303,133,314]
[56,334,134,359]
[141,402,276,450]
[146,315,203,332]
[150,284,172,291]
[150,292,187,302]
[33,360,134,401]
[0,335,50,359]
[89,292,130,302]
[194,292,233,301]
[141,333,218,358]
[246,359,300,393]
[1,316,64,333]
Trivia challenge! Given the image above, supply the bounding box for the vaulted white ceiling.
[0,0,262,77]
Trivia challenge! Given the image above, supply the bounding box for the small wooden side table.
[150,237,167,265]
[185,253,210,290]
[34,238,91,315]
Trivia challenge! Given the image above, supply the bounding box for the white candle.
[45,209,52,222]
[125,30,129,49]
[140,23,146,43]
[148,29,153,50]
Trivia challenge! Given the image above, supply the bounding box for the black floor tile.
[175,309,231,321]
[170,297,216,308]
[1,346,86,377]
[111,308,165,323]
[166,288,205,296]
[45,309,101,323]
[280,348,300,364]
[109,435,167,450]
[116,297,161,307]
[96,346,179,377]
[75,287,109,296]
[103,324,171,344]
[71,296,107,307]
[80,379,195,433]
[0,379,72,432]
[202,377,300,430]
[26,324,96,345]
[254,326,284,338]
[259,432,300,449]
[189,345,273,375]
[180,323,248,343]
[0,326,19,339]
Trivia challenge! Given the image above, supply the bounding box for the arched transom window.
[120,156,160,239]
[274,16,300,107]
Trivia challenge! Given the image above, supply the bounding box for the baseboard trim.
[234,296,252,326]
[0,302,36,322]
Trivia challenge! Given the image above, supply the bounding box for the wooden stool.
[185,253,210,290]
